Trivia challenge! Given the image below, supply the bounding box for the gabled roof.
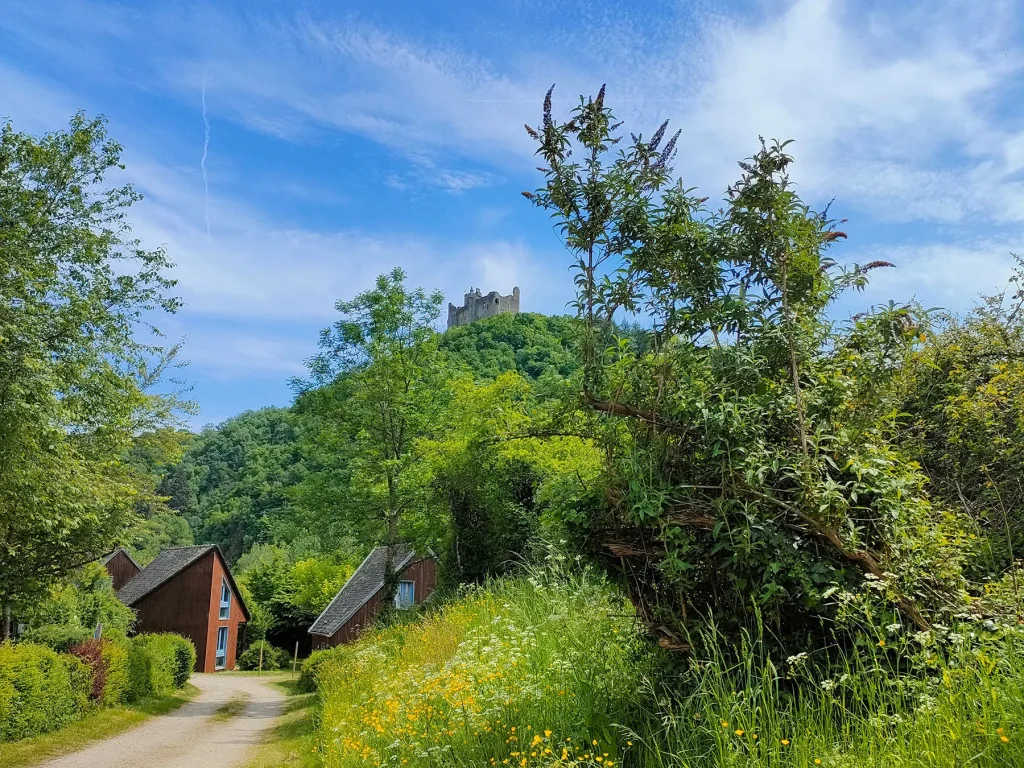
[308,545,422,637]
[116,545,250,621]
[101,547,142,571]
[117,545,216,605]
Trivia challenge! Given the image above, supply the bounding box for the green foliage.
[237,640,290,671]
[898,262,1024,595]
[119,429,196,564]
[168,636,197,687]
[164,408,307,563]
[314,567,650,768]
[297,268,448,609]
[439,312,580,381]
[0,113,187,630]
[22,624,93,653]
[422,372,602,583]
[524,88,963,644]
[21,563,135,645]
[100,641,130,706]
[236,544,353,642]
[125,634,192,701]
[310,568,1024,768]
[0,642,91,742]
[299,647,335,692]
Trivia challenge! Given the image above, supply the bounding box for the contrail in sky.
[201,65,211,242]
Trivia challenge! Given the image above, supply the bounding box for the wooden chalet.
[309,545,437,649]
[101,547,142,591]
[117,545,249,673]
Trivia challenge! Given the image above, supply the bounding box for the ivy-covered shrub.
[0,641,91,741]
[126,633,192,701]
[238,639,290,671]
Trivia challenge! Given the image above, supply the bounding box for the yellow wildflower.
[735,729,744,737]
[781,739,790,746]
[1002,735,1010,743]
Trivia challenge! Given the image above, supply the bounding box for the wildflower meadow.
[308,566,1024,768]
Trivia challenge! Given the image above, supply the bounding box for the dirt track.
[38,673,285,768]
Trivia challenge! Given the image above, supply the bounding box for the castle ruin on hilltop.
[447,287,520,328]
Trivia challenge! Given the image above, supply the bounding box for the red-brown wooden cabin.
[117,545,249,673]
[101,547,142,591]
[308,545,437,649]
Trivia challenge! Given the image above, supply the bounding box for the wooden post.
[292,641,299,679]
[258,643,264,676]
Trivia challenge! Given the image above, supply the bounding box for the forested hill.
[439,312,579,380]
[138,311,579,566]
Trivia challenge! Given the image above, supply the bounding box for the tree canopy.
[0,114,183,636]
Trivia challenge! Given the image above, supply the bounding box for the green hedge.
[1,632,195,744]
[0,642,91,741]
[238,640,290,671]
[101,641,130,705]
[299,647,339,691]
[125,634,195,701]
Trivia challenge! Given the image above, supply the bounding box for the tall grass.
[313,569,1024,768]
[316,567,649,768]
[633,624,1024,767]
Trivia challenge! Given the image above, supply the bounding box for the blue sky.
[2,0,1023,428]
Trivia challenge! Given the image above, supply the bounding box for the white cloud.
[840,237,1023,315]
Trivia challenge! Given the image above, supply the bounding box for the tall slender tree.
[297,268,446,609]
[0,114,183,637]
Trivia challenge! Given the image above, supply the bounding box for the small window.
[219,579,231,620]
[216,626,228,670]
[395,580,415,609]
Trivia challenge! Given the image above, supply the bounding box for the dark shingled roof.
[117,545,217,606]
[101,547,142,571]
[308,545,418,637]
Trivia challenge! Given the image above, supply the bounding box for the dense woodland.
[3,91,1024,766]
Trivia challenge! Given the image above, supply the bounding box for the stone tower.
[447,286,520,329]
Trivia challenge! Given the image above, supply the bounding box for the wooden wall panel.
[104,551,141,592]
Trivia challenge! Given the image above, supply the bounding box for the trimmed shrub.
[168,635,196,687]
[299,647,338,692]
[101,640,130,705]
[21,623,92,653]
[125,634,190,701]
[238,640,290,671]
[0,641,91,742]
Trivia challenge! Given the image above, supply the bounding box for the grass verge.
[0,684,199,768]
[243,679,319,768]
[212,693,251,721]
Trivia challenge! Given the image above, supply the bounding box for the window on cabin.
[395,580,415,609]
[220,579,231,620]
[216,626,228,670]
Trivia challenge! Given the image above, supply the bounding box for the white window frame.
[219,578,231,620]
[215,626,228,670]
[395,580,416,609]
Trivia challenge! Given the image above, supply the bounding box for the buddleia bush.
[524,86,968,650]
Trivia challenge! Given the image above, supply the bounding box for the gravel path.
[39,673,286,768]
